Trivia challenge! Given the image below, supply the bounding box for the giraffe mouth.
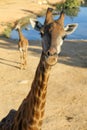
[45,54,58,66]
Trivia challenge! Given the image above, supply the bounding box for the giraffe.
[30,9,78,55]
[15,23,29,69]
[0,8,78,130]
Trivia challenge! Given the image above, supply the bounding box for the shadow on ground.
[0,37,87,68]
[58,40,87,68]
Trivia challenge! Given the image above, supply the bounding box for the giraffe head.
[15,23,21,30]
[30,8,78,66]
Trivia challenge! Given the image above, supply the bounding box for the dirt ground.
[0,38,87,130]
[0,0,58,34]
[0,0,87,130]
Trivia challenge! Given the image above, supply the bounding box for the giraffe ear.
[64,23,78,35]
[30,18,43,31]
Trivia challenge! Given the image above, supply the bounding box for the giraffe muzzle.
[45,50,58,66]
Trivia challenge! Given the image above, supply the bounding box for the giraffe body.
[15,24,29,69]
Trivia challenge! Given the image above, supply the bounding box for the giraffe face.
[30,8,78,66]
[41,21,65,66]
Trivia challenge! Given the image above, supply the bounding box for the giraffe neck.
[17,29,24,40]
[12,52,51,130]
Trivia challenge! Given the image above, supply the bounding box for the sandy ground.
[0,0,87,130]
[0,0,65,34]
[0,38,87,130]
[0,0,51,34]
[0,0,66,34]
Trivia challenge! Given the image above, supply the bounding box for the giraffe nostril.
[47,51,51,56]
[46,47,58,57]
[46,50,57,57]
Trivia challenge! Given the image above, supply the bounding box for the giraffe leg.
[20,51,23,69]
[23,50,27,69]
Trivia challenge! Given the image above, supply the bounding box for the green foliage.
[65,7,80,17]
[17,16,30,28]
[2,24,12,38]
[64,0,81,8]
[1,16,31,38]
[57,0,82,9]
[56,0,81,16]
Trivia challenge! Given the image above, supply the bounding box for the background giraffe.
[0,7,78,130]
[15,23,29,69]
